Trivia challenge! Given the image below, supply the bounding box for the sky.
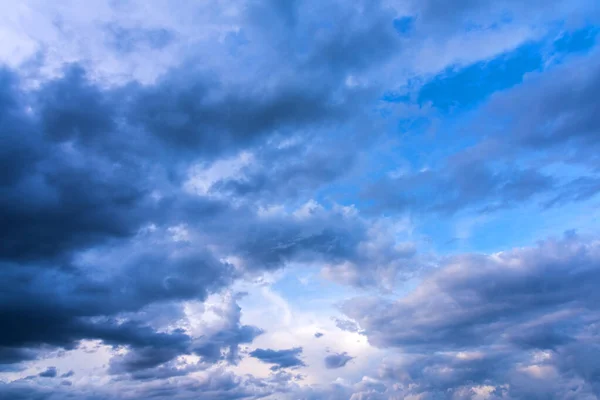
[1,0,600,399]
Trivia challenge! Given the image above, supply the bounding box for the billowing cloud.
[340,233,600,397]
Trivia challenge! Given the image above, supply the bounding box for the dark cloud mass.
[38,367,57,378]
[0,0,400,377]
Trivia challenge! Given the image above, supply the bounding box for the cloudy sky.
[1,0,600,399]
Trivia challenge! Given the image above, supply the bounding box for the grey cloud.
[127,72,352,157]
[249,347,306,370]
[38,367,57,378]
[0,368,273,400]
[0,243,234,358]
[333,318,360,333]
[363,49,600,217]
[324,352,353,369]
[0,347,38,366]
[0,23,390,372]
[487,51,600,164]
[339,233,600,398]
[191,295,264,365]
[364,157,556,214]
[246,0,400,76]
[407,0,598,32]
[103,24,175,54]
[545,176,600,208]
[0,65,165,264]
[208,139,357,203]
[109,347,186,375]
[344,234,600,349]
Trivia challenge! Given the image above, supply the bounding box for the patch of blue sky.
[417,191,600,256]
[417,41,545,113]
[553,25,598,54]
[392,16,415,36]
[416,25,598,114]
[269,265,363,308]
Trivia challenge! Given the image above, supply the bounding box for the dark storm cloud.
[121,1,399,162]
[7,0,600,398]
[0,66,152,263]
[127,73,351,156]
[249,347,306,370]
[0,243,236,360]
[0,0,401,373]
[0,347,38,367]
[324,352,353,369]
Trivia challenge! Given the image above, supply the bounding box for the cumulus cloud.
[340,233,600,397]
[0,0,405,370]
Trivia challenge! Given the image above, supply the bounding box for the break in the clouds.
[0,0,599,399]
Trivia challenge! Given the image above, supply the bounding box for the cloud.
[365,159,555,214]
[38,367,57,378]
[340,233,600,397]
[190,294,264,365]
[0,4,404,369]
[487,50,600,160]
[249,347,306,370]
[406,0,598,31]
[0,367,282,400]
[333,318,360,333]
[103,24,175,54]
[324,352,353,369]
[1,0,600,398]
[363,50,600,216]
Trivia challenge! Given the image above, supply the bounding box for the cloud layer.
[1,0,600,398]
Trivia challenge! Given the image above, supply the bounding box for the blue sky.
[1,0,600,399]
